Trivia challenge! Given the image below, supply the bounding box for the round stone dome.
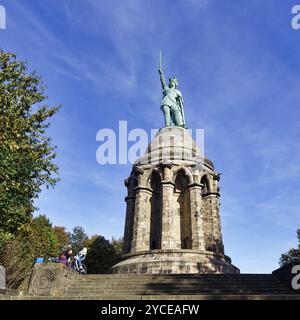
[135,127,213,169]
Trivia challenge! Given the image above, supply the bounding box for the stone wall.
[27,264,77,296]
[113,249,239,274]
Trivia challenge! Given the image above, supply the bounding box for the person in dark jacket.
[59,247,73,266]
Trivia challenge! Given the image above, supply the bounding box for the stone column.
[210,194,224,254]
[130,187,152,253]
[161,181,177,249]
[189,183,206,250]
[122,194,136,254]
[122,176,137,254]
[0,265,5,291]
[160,165,181,249]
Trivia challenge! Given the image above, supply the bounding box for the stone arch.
[200,174,213,195]
[149,170,162,250]
[173,166,193,185]
[144,168,163,188]
[174,169,192,249]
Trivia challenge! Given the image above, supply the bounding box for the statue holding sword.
[158,51,186,128]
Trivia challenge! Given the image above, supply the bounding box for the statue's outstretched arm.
[158,68,167,90]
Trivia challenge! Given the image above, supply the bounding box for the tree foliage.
[280,229,300,266]
[0,50,60,241]
[0,233,34,289]
[53,226,70,254]
[0,215,69,288]
[84,235,120,274]
[111,237,123,256]
[69,226,89,253]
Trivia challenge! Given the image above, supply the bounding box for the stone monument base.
[27,263,78,296]
[112,249,239,274]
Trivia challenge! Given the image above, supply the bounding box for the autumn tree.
[53,226,70,253]
[0,215,68,288]
[0,51,60,246]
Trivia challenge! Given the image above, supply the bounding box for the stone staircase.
[58,273,299,300]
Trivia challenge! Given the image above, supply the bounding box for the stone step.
[67,287,286,294]
[75,278,279,283]
[0,294,142,300]
[70,278,280,282]
[79,274,274,279]
[77,274,278,279]
[3,294,300,300]
[67,284,286,289]
[69,282,282,287]
[60,274,298,298]
[65,283,292,293]
[68,281,282,287]
[77,282,281,286]
[75,278,280,284]
[64,289,295,296]
[65,287,293,294]
[81,273,272,276]
[69,284,283,290]
[67,275,287,286]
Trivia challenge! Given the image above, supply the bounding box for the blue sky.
[1,0,300,273]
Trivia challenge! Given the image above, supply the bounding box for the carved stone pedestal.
[27,264,77,296]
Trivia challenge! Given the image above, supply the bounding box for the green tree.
[84,235,119,274]
[280,229,300,266]
[29,215,59,259]
[111,236,123,257]
[70,226,88,253]
[0,215,66,288]
[0,233,34,289]
[53,226,70,254]
[0,51,60,245]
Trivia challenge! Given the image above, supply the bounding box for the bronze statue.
[158,51,186,128]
